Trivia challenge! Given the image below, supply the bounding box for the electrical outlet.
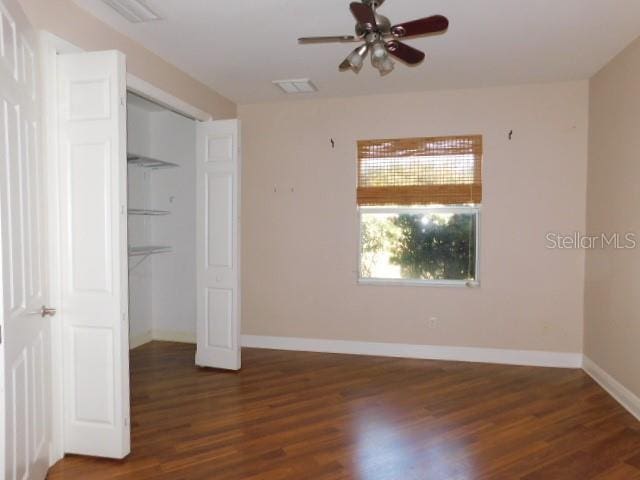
[427,317,438,329]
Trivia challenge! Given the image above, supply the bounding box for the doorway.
[126,93,198,350]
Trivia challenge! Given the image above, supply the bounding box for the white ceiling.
[74,0,640,105]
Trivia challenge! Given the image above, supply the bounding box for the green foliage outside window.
[361,212,476,281]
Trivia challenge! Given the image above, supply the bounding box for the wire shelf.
[127,154,179,170]
[128,246,172,257]
[128,209,171,216]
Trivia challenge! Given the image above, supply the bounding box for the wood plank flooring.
[48,341,640,479]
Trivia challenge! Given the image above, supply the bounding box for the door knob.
[38,306,57,318]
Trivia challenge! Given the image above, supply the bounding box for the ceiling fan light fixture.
[370,41,387,61]
[378,56,395,75]
[346,44,369,72]
[370,41,393,75]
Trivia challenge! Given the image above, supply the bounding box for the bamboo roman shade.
[357,135,483,206]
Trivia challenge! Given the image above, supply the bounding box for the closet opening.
[126,92,198,352]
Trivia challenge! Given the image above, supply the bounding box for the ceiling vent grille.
[273,79,318,94]
[101,0,163,23]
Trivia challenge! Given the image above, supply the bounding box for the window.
[357,135,482,285]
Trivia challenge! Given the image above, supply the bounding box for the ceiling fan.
[298,0,449,76]
[298,0,449,75]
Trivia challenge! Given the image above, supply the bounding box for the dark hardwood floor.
[48,341,640,480]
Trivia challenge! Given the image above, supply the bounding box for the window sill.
[358,278,480,288]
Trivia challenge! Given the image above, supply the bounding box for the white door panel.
[0,1,51,479]
[57,50,130,459]
[196,120,241,370]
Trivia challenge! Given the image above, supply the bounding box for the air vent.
[102,0,162,23]
[273,79,318,94]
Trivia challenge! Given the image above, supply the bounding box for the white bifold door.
[1,0,52,479]
[3,11,240,471]
[196,120,241,371]
[56,51,130,459]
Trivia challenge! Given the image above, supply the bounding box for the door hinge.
[0,325,2,344]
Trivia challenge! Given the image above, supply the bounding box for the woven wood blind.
[357,135,483,206]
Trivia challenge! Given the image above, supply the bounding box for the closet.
[126,93,198,349]
[50,52,241,460]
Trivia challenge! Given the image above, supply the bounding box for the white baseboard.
[129,330,196,349]
[583,356,640,421]
[241,335,582,368]
[152,330,196,344]
[129,332,153,350]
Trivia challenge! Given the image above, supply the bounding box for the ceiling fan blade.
[350,2,376,29]
[391,15,449,38]
[386,41,426,65]
[298,35,357,44]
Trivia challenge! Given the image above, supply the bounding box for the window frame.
[357,205,481,288]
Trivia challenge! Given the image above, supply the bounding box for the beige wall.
[239,81,589,353]
[18,0,236,119]
[585,37,640,395]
